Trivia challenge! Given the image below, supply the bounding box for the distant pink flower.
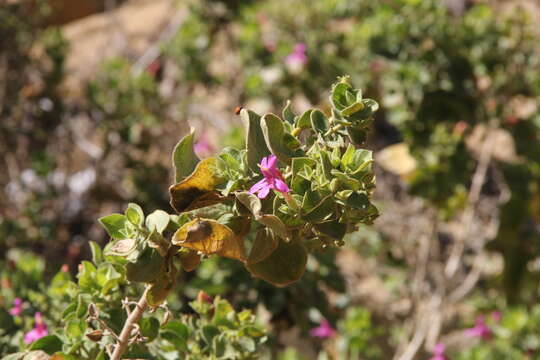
[285,43,308,69]
[429,343,448,360]
[310,319,336,339]
[9,298,23,316]
[24,312,48,344]
[465,316,492,340]
[249,155,290,199]
[194,135,214,158]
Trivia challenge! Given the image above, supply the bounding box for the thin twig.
[111,289,148,360]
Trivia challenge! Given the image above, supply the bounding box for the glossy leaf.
[282,100,296,124]
[145,210,170,234]
[98,214,128,240]
[172,129,200,183]
[261,113,299,163]
[240,109,271,172]
[29,335,63,354]
[125,203,144,226]
[310,109,329,134]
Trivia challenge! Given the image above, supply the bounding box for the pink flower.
[429,343,448,360]
[24,312,48,344]
[285,43,308,69]
[9,298,23,316]
[249,155,290,199]
[194,135,214,158]
[465,316,492,340]
[309,319,336,339]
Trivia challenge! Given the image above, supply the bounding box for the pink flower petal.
[266,155,278,170]
[274,178,290,193]
[257,185,271,199]
[250,178,269,194]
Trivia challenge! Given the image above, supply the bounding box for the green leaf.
[282,100,296,124]
[235,192,289,240]
[248,228,278,264]
[140,317,160,341]
[247,239,307,286]
[89,241,103,265]
[125,203,144,226]
[302,193,334,223]
[342,101,365,116]
[172,129,200,183]
[291,157,316,194]
[98,214,128,240]
[240,109,271,172]
[347,125,367,145]
[331,82,352,111]
[78,261,97,291]
[319,151,333,181]
[353,98,379,118]
[346,192,371,211]
[126,247,164,283]
[261,113,302,164]
[341,144,356,170]
[202,325,220,344]
[161,321,188,350]
[29,335,63,354]
[145,210,170,234]
[315,220,347,240]
[65,319,86,339]
[295,109,313,129]
[310,110,329,134]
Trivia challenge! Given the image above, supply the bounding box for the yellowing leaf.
[172,218,246,262]
[169,158,226,213]
[178,249,201,272]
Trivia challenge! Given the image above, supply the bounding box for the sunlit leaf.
[169,158,227,213]
[241,109,271,172]
[125,203,144,226]
[172,129,200,183]
[172,218,246,262]
[261,113,303,164]
[145,210,170,234]
[98,214,128,240]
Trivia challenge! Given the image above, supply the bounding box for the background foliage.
[2,0,540,358]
